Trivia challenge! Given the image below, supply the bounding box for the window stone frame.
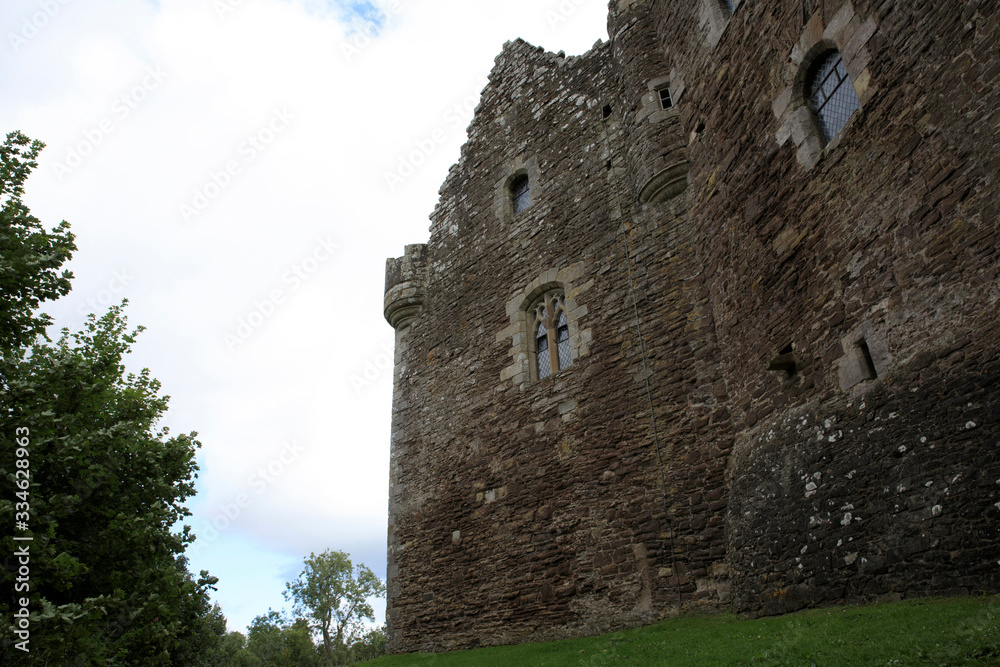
[493,155,540,223]
[772,2,878,170]
[497,264,593,389]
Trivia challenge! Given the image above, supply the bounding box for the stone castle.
[382,0,999,654]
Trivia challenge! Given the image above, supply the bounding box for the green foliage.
[0,134,224,662]
[0,130,75,351]
[345,626,387,664]
[360,595,1000,666]
[283,549,387,663]
[240,610,324,666]
[0,305,224,662]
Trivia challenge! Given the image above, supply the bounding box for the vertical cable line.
[600,112,683,611]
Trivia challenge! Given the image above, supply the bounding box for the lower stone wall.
[727,356,1000,614]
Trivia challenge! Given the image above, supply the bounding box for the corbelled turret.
[608,0,689,203]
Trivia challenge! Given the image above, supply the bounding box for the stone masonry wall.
[384,33,734,653]
[383,0,999,654]
[648,0,1000,612]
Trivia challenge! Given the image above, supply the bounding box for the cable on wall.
[600,111,683,611]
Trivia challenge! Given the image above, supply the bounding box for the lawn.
[363,595,999,666]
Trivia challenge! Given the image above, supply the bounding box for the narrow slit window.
[858,339,877,380]
[806,51,861,143]
[511,174,531,214]
[532,291,571,380]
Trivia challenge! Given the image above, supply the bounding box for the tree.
[242,610,323,666]
[0,304,224,662]
[283,549,386,663]
[0,132,223,661]
[0,130,75,352]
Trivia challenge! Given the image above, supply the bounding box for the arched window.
[511,174,531,214]
[806,50,860,143]
[532,291,571,380]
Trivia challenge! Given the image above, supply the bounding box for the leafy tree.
[0,132,223,662]
[284,549,386,663]
[0,305,223,662]
[0,130,75,352]
[345,625,387,664]
[243,610,323,666]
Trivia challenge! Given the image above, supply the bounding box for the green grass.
[363,595,1000,666]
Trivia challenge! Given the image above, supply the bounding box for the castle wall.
[383,35,734,653]
[647,0,1000,612]
[383,0,999,653]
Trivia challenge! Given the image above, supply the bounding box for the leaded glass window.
[806,51,860,143]
[532,291,571,380]
[512,174,531,214]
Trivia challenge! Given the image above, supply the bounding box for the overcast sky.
[2,0,608,633]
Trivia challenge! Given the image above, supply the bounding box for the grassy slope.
[364,596,999,666]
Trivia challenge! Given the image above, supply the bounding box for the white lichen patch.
[931,505,943,517]
[965,421,977,430]
[845,552,858,565]
[841,512,853,526]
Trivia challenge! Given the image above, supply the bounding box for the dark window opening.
[768,344,797,376]
[511,174,531,214]
[858,339,877,380]
[658,87,673,110]
[602,104,612,119]
[806,50,861,143]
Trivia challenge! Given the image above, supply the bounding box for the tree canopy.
[284,549,386,663]
[0,131,225,663]
[0,130,75,352]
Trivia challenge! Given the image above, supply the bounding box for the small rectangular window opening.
[658,88,673,110]
[857,339,877,380]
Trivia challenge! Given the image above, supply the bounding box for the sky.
[1,0,609,634]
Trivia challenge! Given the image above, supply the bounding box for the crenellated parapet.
[383,243,427,330]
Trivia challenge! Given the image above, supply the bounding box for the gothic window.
[511,174,531,214]
[806,50,860,143]
[532,291,571,380]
